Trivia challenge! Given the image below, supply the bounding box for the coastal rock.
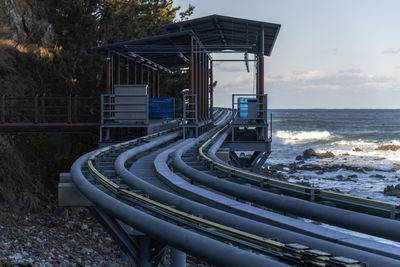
[316,151,335,159]
[363,166,374,172]
[383,184,400,197]
[393,163,400,171]
[295,155,303,161]
[301,149,334,159]
[375,145,400,151]
[370,174,385,179]
[302,149,317,159]
[353,147,362,152]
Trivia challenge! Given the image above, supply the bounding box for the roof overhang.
[91,14,281,71]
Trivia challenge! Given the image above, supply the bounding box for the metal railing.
[231,93,268,122]
[0,95,99,124]
[101,94,149,125]
[182,94,198,124]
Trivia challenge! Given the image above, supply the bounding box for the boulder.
[370,174,385,179]
[302,149,317,159]
[383,184,400,197]
[316,151,335,159]
[353,147,362,152]
[375,145,400,151]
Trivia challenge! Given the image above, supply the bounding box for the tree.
[44,0,194,96]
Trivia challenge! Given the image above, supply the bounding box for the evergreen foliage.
[43,0,193,96]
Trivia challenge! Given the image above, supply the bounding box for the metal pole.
[157,71,160,98]
[259,27,265,118]
[133,62,137,84]
[140,64,144,84]
[105,52,112,127]
[125,58,129,84]
[210,59,213,118]
[147,67,151,97]
[115,54,120,85]
[152,70,156,98]
[189,36,194,120]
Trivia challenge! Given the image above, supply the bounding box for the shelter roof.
[163,14,280,56]
[92,14,280,70]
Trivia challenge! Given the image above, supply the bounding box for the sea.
[267,109,400,205]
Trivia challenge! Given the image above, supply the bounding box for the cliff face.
[0,0,53,46]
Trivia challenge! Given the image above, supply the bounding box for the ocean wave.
[333,139,378,147]
[275,130,331,144]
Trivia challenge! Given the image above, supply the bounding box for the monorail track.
[70,109,400,266]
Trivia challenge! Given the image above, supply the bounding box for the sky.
[172,0,400,108]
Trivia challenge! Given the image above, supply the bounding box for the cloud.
[264,69,399,91]
[395,65,400,69]
[214,62,249,72]
[383,47,400,54]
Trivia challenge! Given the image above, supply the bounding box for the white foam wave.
[275,130,331,144]
[333,139,377,147]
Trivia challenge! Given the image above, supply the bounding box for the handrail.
[198,124,400,218]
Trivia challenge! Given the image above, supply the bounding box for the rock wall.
[0,0,53,46]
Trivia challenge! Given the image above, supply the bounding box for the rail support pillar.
[170,247,186,267]
[137,235,151,267]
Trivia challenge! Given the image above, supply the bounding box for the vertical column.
[171,248,186,267]
[1,95,5,123]
[125,58,129,84]
[105,54,111,95]
[132,62,137,84]
[202,53,205,118]
[258,27,265,118]
[189,36,194,120]
[204,53,208,118]
[114,55,120,85]
[198,51,202,118]
[140,64,144,84]
[147,67,151,97]
[210,59,213,118]
[206,55,209,117]
[157,71,160,97]
[152,70,156,98]
[194,42,199,119]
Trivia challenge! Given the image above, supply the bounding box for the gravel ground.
[0,205,214,267]
[0,206,128,266]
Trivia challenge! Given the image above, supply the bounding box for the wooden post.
[132,62,137,84]
[34,95,39,123]
[147,67,151,97]
[73,95,78,122]
[125,59,129,84]
[157,71,160,98]
[115,55,120,85]
[41,94,46,123]
[1,95,5,123]
[140,64,144,84]
[152,70,156,98]
[67,95,72,123]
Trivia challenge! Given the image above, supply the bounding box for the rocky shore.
[0,205,213,267]
[262,148,400,198]
[0,206,129,266]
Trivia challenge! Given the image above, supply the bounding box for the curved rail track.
[70,108,400,266]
